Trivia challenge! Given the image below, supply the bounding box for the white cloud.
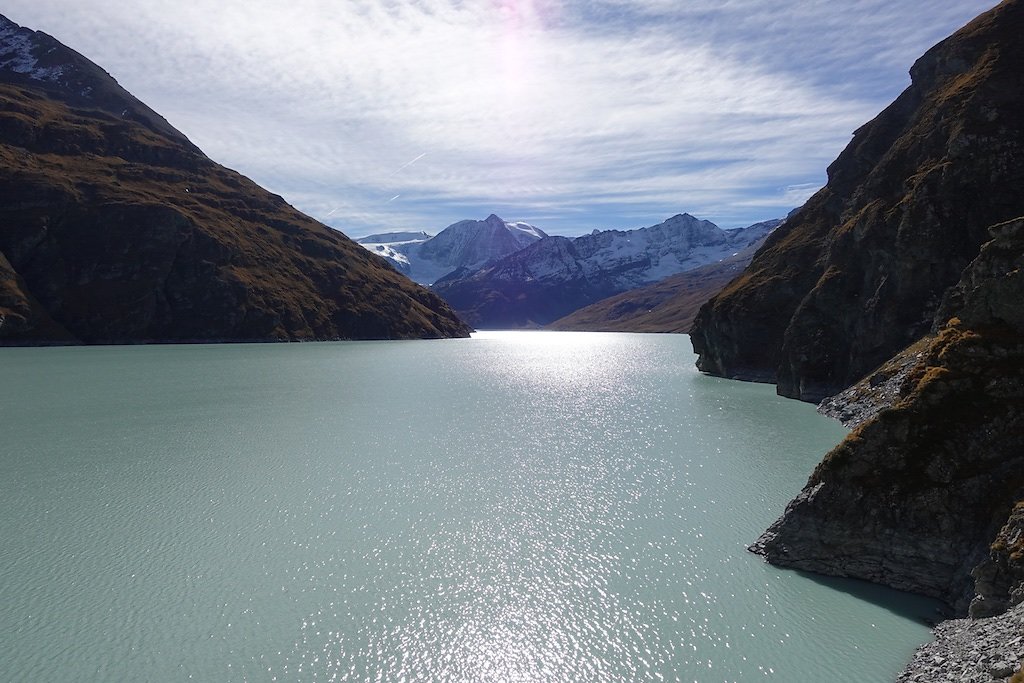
[2,0,998,234]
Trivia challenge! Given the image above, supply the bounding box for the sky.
[3,1,998,237]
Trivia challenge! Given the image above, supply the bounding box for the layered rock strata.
[752,217,1024,614]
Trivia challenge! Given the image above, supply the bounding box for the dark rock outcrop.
[751,217,1024,613]
[0,15,470,343]
[690,0,1024,401]
[971,501,1024,619]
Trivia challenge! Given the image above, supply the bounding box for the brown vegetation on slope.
[752,217,1024,614]
[0,19,470,343]
[691,0,1024,401]
[547,251,754,333]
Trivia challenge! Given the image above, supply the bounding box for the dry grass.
[548,252,754,333]
[0,82,470,342]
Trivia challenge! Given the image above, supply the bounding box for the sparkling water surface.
[0,331,938,681]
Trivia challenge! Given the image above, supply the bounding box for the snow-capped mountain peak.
[431,215,782,328]
[355,231,432,245]
[418,214,548,269]
[353,214,548,284]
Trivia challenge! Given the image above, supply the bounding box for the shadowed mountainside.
[685,0,1024,645]
[690,0,1024,401]
[751,217,1024,617]
[547,240,769,333]
[0,15,470,344]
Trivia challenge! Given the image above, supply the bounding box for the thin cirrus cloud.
[3,0,997,235]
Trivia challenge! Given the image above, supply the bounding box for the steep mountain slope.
[356,215,546,284]
[752,217,1024,616]
[0,15,470,343]
[682,0,1024,664]
[548,227,777,333]
[0,16,200,153]
[690,0,1024,401]
[434,216,778,328]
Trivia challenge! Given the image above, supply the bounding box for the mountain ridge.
[547,225,777,333]
[0,14,471,344]
[691,0,1024,401]
[433,215,780,329]
[356,214,546,284]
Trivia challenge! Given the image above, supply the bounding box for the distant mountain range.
[547,233,770,333]
[356,214,546,284]
[430,214,780,328]
[0,14,470,343]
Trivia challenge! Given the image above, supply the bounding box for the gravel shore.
[897,602,1024,682]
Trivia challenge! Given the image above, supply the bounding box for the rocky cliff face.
[690,0,1024,401]
[751,217,1024,614]
[688,4,1024,674]
[971,501,1024,620]
[0,15,470,343]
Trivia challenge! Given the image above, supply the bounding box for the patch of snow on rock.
[0,17,66,82]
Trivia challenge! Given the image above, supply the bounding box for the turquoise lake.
[0,331,939,681]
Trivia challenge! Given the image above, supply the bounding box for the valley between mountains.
[355,212,780,330]
[2,2,1024,681]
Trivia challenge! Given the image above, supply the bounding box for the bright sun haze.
[0,0,997,235]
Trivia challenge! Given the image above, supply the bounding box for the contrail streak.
[389,152,427,177]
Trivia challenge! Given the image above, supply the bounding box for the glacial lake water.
[0,331,939,682]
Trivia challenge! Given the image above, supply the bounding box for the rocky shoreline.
[816,337,927,429]
[816,375,1024,681]
[897,602,1024,682]
[817,384,1024,682]
[687,2,1024,679]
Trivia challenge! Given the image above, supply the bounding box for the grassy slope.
[547,251,752,334]
[0,80,470,343]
